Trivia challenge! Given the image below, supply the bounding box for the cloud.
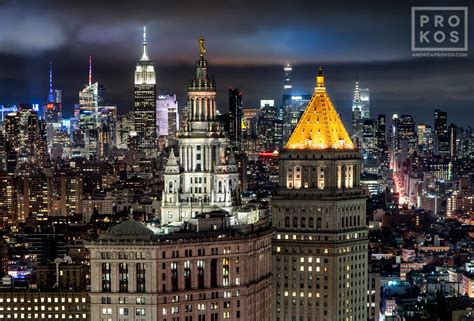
[0,3,69,54]
[0,0,473,128]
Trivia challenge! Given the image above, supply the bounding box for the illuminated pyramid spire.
[285,67,354,150]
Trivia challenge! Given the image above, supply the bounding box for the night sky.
[1,0,473,127]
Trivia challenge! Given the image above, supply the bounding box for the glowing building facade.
[352,81,370,148]
[133,26,157,154]
[272,68,368,321]
[76,57,105,159]
[161,38,239,227]
[156,94,179,146]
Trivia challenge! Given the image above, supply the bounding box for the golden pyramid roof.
[285,67,354,151]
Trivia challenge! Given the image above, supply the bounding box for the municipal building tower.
[161,37,239,226]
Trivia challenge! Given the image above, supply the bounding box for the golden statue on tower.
[198,36,206,57]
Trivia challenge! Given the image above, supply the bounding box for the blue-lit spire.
[48,61,54,102]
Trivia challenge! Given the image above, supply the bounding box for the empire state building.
[133,26,157,153]
[161,37,239,227]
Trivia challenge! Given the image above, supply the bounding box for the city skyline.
[0,0,473,127]
[0,3,473,319]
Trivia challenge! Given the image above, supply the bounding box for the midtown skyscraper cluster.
[0,25,472,321]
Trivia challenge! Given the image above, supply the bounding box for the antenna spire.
[140,26,149,61]
[48,61,54,102]
[88,56,92,86]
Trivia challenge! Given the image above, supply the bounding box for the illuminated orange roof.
[285,67,354,150]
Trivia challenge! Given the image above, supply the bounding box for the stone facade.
[272,69,368,321]
[161,39,239,226]
[86,219,273,321]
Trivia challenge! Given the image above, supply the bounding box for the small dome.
[101,219,154,241]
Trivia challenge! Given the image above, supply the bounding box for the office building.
[86,216,273,321]
[228,88,243,147]
[360,88,370,120]
[281,94,311,146]
[44,62,62,125]
[284,63,292,93]
[434,109,449,157]
[156,94,179,146]
[352,81,363,148]
[272,68,368,321]
[77,57,105,159]
[449,123,457,159]
[0,292,89,321]
[167,96,179,147]
[133,26,157,154]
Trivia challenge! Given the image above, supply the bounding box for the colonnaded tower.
[161,37,239,227]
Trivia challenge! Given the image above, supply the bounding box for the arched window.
[301,217,306,228]
[293,217,298,228]
[309,217,314,228]
[218,181,222,193]
[341,217,345,228]
[350,216,353,227]
[169,181,173,193]
[357,216,360,226]
[345,217,349,228]
[316,217,322,229]
[285,217,290,228]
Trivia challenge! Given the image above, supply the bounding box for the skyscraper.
[160,37,239,226]
[352,80,370,148]
[272,68,368,321]
[133,26,157,154]
[156,94,178,138]
[43,62,62,125]
[417,123,427,146]
[434,109,449,156]
[449,123,457,159]
[281,94,312,146]
[5,105,45,166]
[352,81,362,148]
[398,114,417,156]
[360,88,370,119]
[362,119,377,157]
[284,63,292,93]
[155,94,179,146]
[376,114,388,173]
[228,88,243,147]
[77,56,105,159]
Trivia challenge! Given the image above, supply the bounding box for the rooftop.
[285,67,354,151]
